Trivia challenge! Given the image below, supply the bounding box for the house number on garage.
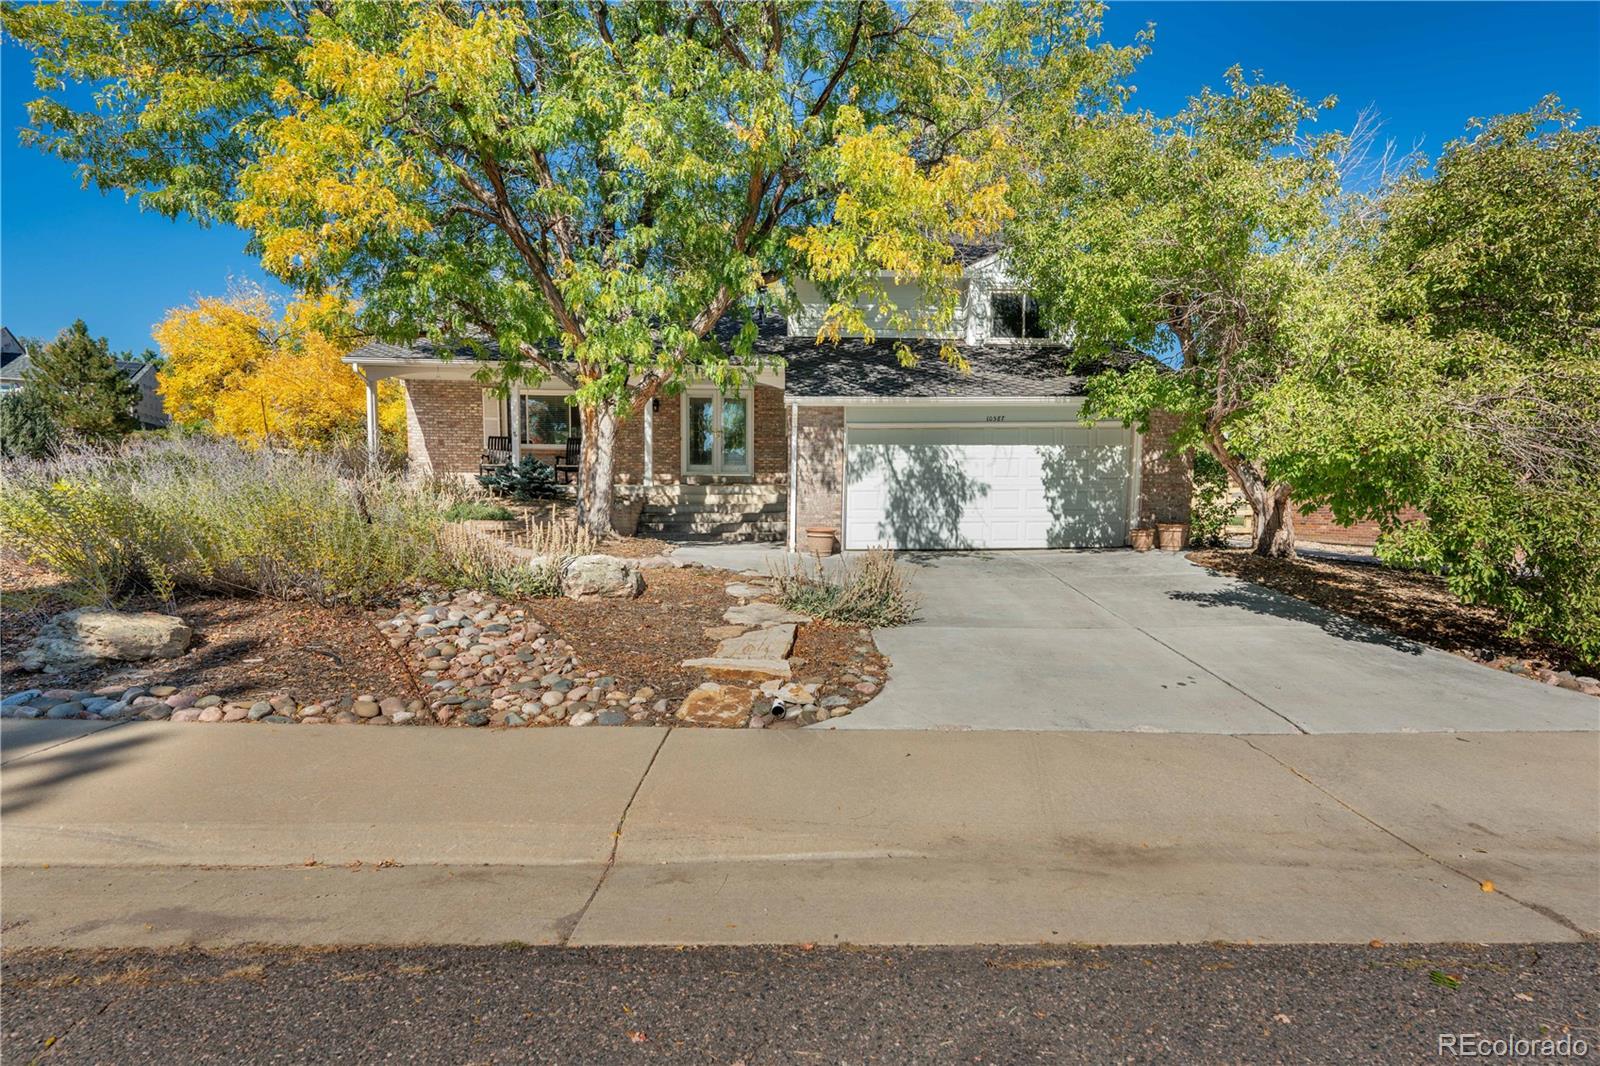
[984,414,1006,422]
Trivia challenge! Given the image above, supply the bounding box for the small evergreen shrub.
[443,500,516,522]
[478,456,559,501]
[0,390,60,460]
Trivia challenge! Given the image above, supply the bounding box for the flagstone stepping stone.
[703,624,749,641]
[675,682,757,727]
[723,603,810,626]
[679,657,791,681]
[723,582,771,599]
[712,623,795,661]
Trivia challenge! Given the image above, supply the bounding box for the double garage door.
[843,415,1136,550]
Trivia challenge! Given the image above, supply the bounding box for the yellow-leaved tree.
[153,286,403,453]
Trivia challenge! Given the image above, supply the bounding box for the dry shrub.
[770,548,918,627]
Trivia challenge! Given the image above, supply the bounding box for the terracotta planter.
[1156,521,1190,552]
[1129,526,1156,552]
[804,526,839,556]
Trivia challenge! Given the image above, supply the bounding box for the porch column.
[363,371,380,465]
[642,397,654,487]
[510,381,522,462]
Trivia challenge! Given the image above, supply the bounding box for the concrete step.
[641,490,787,508]
[639,502,788,519]
[637,516,788,539]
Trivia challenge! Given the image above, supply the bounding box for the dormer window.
[989,292,1049,340]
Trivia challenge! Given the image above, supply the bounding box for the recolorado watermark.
[1438,1032,1591,1058]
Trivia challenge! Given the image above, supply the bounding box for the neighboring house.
[0,327,169,429]
[116,359,170,430]
[0,327,27,395]
[344,248,1192,550]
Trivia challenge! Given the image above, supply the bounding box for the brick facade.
[613,384,787,486]
[1293,503,1425,546]
[1136,411,1192,525]
[404,379,485,477]
[793,405,846,537]
[405,377,790,488]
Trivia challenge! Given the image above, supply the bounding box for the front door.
[685,390,752,476]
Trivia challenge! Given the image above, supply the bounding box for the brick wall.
[408,377,790,487]
[615,384,787,486]
[1136,411,1192,525]
[1293,504,1424,546]
[793,405,845,536]
[404,379,484,477]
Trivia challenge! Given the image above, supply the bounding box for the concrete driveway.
[838,550,1599,733]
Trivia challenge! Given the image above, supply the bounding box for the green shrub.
[0,437,544,606]
[770,548,918,627]
[478,456,559,501]
[444,500,516,522]
[0,390,60,460]
[1189,451,1234,548]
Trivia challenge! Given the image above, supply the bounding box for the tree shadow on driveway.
[1166,585,1426,655]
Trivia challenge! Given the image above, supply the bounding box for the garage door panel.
[845,422,1133,551]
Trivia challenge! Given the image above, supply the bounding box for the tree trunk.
[576,402,619,538]
[1244,477,1296,558]
[1205,435,1296,558]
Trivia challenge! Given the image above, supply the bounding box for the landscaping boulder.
[561,555,644,600]
[19,608,192,671]
[675,682,757,727]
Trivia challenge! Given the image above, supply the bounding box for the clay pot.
[804,526,839,556]
[1156,522,1190,552]
[1129,526,1156,552]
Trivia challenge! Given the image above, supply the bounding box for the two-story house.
[344,246,1191,551]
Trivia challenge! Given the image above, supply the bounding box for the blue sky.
[2,1,1597,354]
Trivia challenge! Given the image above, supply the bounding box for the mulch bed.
[3,551,891,724]
[1,554,415,703]
[1188,548,1595,679]
[528,566,727,702]
[528,564,889,706]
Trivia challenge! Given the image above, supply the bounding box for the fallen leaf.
[1480,880,1495,893]
[627,1031,648,1044]
[1514,992,1534,1002]
[1429,970,1462,989]
[1369,939,1386,948]
[1273,1013,1292,1024]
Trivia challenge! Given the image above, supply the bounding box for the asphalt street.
[4,943,1595,1064]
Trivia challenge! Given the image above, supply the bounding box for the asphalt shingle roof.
[778,336,1134,399]
[346,303,1140,401]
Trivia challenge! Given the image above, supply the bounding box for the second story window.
[990,292,1049,340]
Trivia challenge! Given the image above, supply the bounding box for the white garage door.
[844,422,1135,550]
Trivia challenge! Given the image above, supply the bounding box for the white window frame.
[681,385,755,477]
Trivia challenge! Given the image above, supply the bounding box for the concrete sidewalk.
[2,721,1595,948]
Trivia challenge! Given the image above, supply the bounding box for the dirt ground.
[1189,548,1592,676]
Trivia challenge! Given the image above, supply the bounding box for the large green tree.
[1257,99,1600,663]
[21,320,140,443]
[5,0,1138,533]
[1006,68,1345,556]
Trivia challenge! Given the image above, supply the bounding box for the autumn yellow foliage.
[153,287,403,452]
